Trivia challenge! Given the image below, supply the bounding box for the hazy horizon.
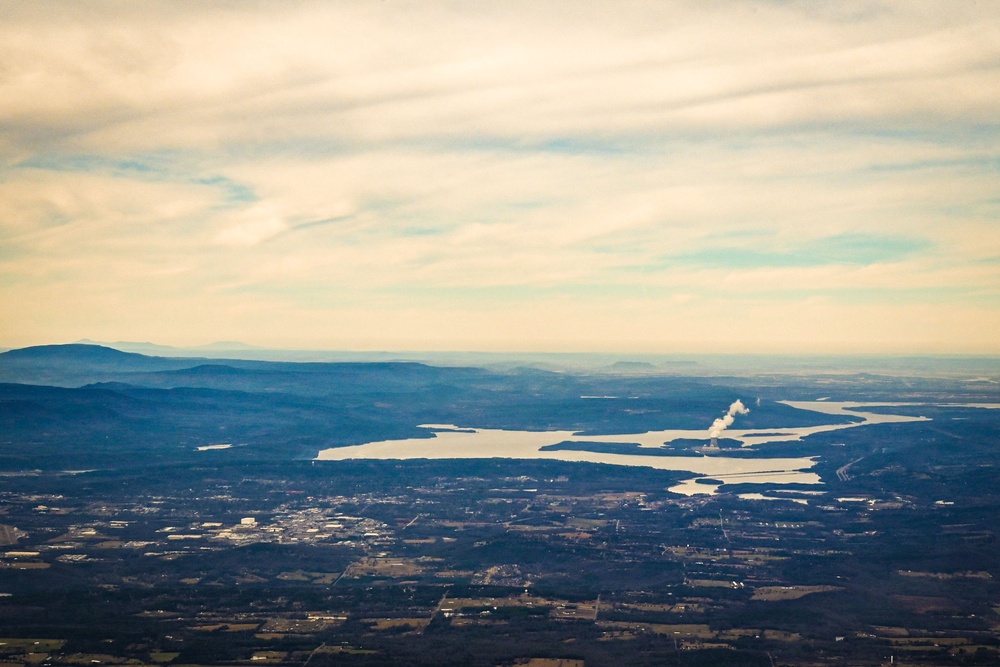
[7,337,1000,359]
[2,1,999,354]
[4,340,999,382]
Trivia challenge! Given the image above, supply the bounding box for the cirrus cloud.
[1,1,998,352]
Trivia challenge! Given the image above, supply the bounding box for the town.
[1,345,998,665]
[1,453,998,666]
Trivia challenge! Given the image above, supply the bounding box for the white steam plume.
[708,399,750,439]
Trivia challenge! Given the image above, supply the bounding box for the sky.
[2,1,999,354]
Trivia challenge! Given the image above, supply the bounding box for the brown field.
[565,518,608,530]
[150,651,181,663]
[890,637,970,646]
[313,646,377,656]
[260,618,343,633]
[434,570,474,579]
[94,540,125,549]
[730,550,789,563]
[0,639,65,654]
[0,562,49,570]
[433,521,490,529]
[664,546,728,561]
[891,644,955,652]
[550,601,597,620]
[441,594,545,612]
[362,618,429,632]
[450,618,508,627]
[682,642,733,650]
[890,595,959,613]
[686,579,735,588]
[619,602,674,613]
[276,570,340,584]
[53,654,136,665]
[190,623,260,632]
[248,651,287,663]
[346,558,428,578]
[0,525,24,546]
[950,645,1000,656]
[751,585,842,601]
[506,525,556,533]
[598,622,715,638]
[897,570,992,580]
[595,492,645,502]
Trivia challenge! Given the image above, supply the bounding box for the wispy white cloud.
[1,1,998,351]
[4,1,998,149]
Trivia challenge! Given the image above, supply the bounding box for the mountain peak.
[1,343,143,361]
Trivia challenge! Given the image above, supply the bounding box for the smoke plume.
[708,399,750,438]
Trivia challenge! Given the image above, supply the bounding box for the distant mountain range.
[73,338,262,356]
[2,343,993,474]
[4,340,999,376]
[0,343,473,389]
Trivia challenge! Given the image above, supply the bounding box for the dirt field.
[751,585,842,601]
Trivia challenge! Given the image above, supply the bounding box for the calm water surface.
[315,401,993,495]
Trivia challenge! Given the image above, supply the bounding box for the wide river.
[315,401,982,494]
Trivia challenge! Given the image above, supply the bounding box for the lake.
[315,400,956,494]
